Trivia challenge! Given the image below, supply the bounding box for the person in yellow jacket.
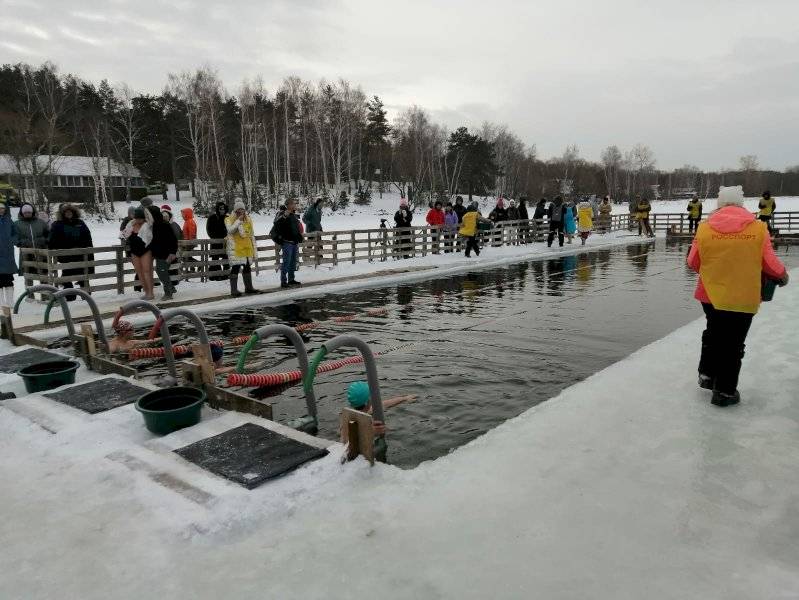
[686,185,788,407]
[758,190,776,234]
[635,198,654,237]
[686,194,703,234]
[576,200,593,245]
[225,200,258,297]
[458,202,491,258]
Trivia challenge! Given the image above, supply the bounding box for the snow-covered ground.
[0,259,796,598]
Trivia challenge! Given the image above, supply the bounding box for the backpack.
[550,204,563,223]
[269,222,281,243]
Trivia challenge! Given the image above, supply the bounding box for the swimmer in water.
[343,381,416,436]
[107,320,150,354]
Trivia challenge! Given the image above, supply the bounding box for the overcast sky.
[2,0,798,170]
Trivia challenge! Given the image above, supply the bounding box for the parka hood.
[707,205,756,234]
[181,207,195,220]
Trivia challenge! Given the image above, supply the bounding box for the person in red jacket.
[686,185,788,407]
[426,201,445,253]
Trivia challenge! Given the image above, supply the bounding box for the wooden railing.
[19,211,797,294]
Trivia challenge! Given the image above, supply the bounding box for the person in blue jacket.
[563,199,577,244]
[0,197,18,308]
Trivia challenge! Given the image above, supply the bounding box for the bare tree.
[112,83,143,203]
[0,63,75,210]
[600,145,623,199]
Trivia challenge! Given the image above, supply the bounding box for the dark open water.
[66,239,798,468]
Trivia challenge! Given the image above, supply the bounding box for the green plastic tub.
[135,386,205,435]
[17,360,79,393]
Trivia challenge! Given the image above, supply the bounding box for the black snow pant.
[758,214,773,234]
[464,236,480,257]
[698,303,754,395]
[547,221,564,247]
[688,217,700,234]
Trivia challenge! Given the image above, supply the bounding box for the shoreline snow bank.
[1,267,797,597]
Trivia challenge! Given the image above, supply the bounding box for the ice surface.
[1,260,797,597]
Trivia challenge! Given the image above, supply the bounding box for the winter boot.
[229,275,242,298]
[711,390,740,407]
[698,374,713,390]
[242,271,259,295]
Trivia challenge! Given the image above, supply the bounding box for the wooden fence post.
[115,247,125,294]
[83,250,91,294]
[332,234,338,266]
[351,231,356,264]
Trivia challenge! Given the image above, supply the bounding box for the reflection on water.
[56,240,798,468]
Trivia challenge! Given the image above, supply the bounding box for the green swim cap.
[347,381,370,409]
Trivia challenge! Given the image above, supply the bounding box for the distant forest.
[2,61,797,215]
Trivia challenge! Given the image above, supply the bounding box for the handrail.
[236,325,319,431]
[155,308,212,377]
[14,285,76,341]
[115,300,177,378]
[49,289,110,352]
[305,334,387,461]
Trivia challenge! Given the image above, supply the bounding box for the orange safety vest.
[695,220,766,314]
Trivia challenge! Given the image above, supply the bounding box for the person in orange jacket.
[181,207,197,241]
[686,185,788,407]
[180,207,198,274]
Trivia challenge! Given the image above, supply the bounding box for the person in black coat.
[146,206,178,300]
[206,201,229,280]
[394,199,413,259]
[48,204,93,301]
[547,197,567,248]
[453,196,467,223]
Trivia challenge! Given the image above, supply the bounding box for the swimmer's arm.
[214,362,260,375]
[381,394,417,410]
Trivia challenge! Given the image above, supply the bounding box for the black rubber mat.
[175,422,329,489]
[43,378,150,414]
[0,348,68,374]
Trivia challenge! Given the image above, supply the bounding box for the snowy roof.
[0,154,142,178]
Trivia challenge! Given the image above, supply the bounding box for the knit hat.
[496,198,505,209]
[140,197,153,208]
[160,204,172,211]
[347,381,371,409]
[133,208,145,219]
[717,185,744,208]
[233,200,246,211]
[210,344,223,363]
[113,320,134,336]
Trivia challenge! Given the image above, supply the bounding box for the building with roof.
[0,154,148,204]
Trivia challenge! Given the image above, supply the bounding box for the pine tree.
[447,127,499,201]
